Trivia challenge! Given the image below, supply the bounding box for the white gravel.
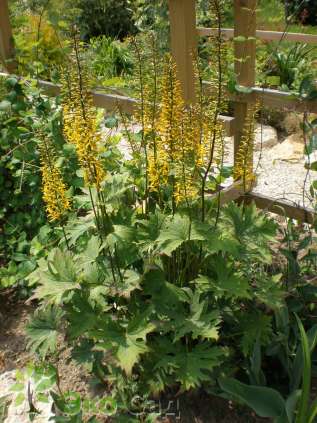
[224,132,316,209]
[252,151,315,208]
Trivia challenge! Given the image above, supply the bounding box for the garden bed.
[0,295,267,423]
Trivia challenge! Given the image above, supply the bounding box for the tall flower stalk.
[61,34,110,237]
[61,47,105,190]
[200,0,228,222]
[145,56,202,211]
[130,36,150,214]
[233,102,258,191]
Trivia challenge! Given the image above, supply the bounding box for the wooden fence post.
[168,0,197,103]
[233,0,257,167]
[0,0,16,72]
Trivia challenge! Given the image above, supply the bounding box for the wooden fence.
[0,0,315,223]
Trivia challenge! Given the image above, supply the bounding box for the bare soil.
[0,290,33,373]
[0,290,90,396]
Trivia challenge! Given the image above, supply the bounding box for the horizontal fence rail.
[0,72,235,136]
[245,192,315,224]
[203,81,317,114]
[197,27,317,44]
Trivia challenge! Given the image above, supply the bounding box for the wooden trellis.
[0,0,316,223]
[168,0,316,223]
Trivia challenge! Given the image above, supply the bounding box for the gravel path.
[252,151,314,207]
[224,133,315,209]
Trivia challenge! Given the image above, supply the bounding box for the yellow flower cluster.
[61,53,105,189]
[144,55,227,204]
[146,57,203,203]
[39,140,70,222]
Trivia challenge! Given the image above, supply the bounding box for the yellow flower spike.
[146,55,203,204]
[61,51,105,190]
[157,56,184,164]
[39,138,70,222]
[147,55,185,198]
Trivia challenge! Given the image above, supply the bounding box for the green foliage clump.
[220,315,317,423]
[2,4,317,421]
[264,43,317,90]
[21,32,291,420]
[12,13,69,80]
[15,19,317,422]
[75,0,137,41]
[88,36,134,83]
[0,77,46,287]
[27,201,283,403]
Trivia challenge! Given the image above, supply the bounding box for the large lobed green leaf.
[26,306,64,358]
[31,248,79,304]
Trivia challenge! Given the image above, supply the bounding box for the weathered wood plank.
[232,86,317,114]
[209,182,245,206]
[168,0,197,103]
[206,184,316,225]
[244,192,315,224]
[203,80,317,114]
[197,27,317,44]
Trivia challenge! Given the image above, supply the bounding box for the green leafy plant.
[279,218,313,284]
[303,111,317,223]
[265,43,316,90]
[14,15,297,422]
[26,202,284,406]
[88,36,134,83]
[0,76,80,290]
[219,314,317,423]
[12,12,69,80]
[14,5,317,421]
[8,361,163,422]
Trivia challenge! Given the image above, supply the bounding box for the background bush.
[88,36,134,82]
[284,0,317,25]
[13,14,68,79]
[74,0,137,40]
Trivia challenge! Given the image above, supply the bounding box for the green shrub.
[13,14,69,80]
[0,78,45,279]
[88,36,134,82]
[25,36,290,419]
[75,0,137,40]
